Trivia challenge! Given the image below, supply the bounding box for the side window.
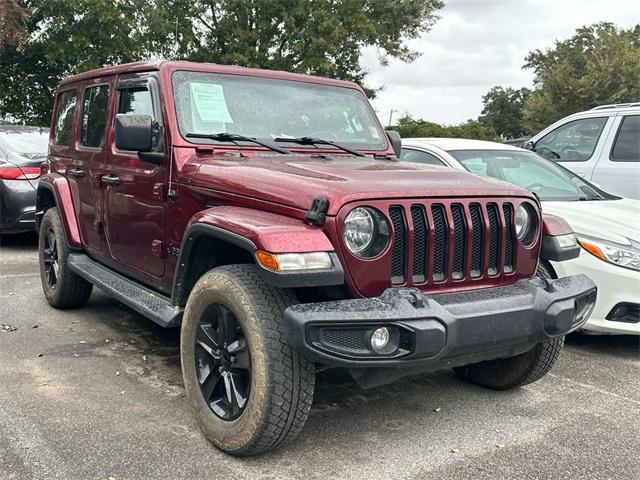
[401,148,445,166]
[53,90,77,146]
[535,117,607,162]
[611,115,640,162]
[119,88,154,117]
[80,85,110,148]
[117,85,162,152]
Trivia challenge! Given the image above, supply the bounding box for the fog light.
[370,327,390,352]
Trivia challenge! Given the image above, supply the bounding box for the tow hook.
[398,289,427,308]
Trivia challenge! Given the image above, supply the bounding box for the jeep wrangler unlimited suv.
[37,61,596,456]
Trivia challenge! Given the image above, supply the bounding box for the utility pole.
[388,109,396,128]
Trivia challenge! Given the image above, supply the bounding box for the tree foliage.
[522,22,640,132]
[0,0,28,49]
[0,0,444,124]
[393,114,499,141]
[153,0,443,93]
[479,86,531,139]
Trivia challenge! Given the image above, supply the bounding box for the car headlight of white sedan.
[577,234,640,272]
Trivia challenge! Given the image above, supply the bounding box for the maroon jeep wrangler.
[37,61,596,456]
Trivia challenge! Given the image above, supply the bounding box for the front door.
[103,75,167,279]
[534,115,614,180]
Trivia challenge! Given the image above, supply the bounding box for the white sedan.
[401,137,640,335]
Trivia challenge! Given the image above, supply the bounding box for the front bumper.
[284,275,597,368]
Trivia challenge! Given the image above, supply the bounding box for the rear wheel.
[454,263,563,390]
[180,264,315,456]
[38,208,92,308]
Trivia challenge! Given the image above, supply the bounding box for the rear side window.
[81,85,110,148]
[611,115,640,162]
[53,90,77,146]
[401,148,445,166]
[535,117,607,162]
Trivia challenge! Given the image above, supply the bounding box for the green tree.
[393,114,499,141]
[522,22,640,132]
[0,0,444,124]
[479,86,531,139]
[152,0,444,96]
[0,0,28,49]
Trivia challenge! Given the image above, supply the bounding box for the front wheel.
[454,263,564,390]
[180,265,315,456]
[453,336,564,390]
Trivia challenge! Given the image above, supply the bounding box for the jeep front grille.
[389,201,517,285]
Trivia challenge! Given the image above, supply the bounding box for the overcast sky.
[361,0,639,126]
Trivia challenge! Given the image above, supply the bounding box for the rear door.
[591,114,640,199]
[102,75,167,280]
[533,115,614,179]
[72,79,113,257]
[50,88,86,238]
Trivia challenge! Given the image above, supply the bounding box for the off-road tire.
[38,207,93,308]
[453,336,564,390]
[454,262,563,390]
[180,264,315,456]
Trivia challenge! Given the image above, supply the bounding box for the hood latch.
[306,195,329,227]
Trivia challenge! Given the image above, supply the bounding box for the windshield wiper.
[185,132,291,155]
[273,136,365,157]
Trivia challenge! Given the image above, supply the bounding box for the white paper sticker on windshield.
[190,83,233,124]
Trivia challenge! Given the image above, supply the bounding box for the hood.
[191,154,533,214]
[543,198,640,244]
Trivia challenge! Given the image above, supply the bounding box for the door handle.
[101,174,121,185]
[68,168,84,177]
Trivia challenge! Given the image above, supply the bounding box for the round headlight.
[343,207,390,258]
[515,203,537,245]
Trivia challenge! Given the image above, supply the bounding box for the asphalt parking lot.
[0,232,638,480]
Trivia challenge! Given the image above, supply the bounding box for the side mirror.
[386,130,402,158]
[522,140,535,151]
[115,113,153,152]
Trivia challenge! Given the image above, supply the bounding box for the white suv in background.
[524,103,640,199]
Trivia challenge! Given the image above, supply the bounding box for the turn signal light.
[578,240,607,262]
[255,250,333,272]
[256,251,280,271]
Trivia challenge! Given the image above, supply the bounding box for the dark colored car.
[0,125,49,233]
[36,61,596,456]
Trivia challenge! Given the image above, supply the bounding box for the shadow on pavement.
[0,231,38,248]
[566,332,639,358]
[64,290,640,411]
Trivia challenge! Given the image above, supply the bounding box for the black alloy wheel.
[42,227,59,289]
[195,303,251,421]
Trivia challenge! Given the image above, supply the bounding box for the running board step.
[68,253,182,327]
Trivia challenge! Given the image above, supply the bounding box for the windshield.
[0,127,49,158]
[172,71,387,151]
[449,149,614,201]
